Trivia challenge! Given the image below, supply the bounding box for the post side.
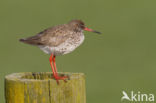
[5,72,86,103]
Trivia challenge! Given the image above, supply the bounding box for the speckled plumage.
[20,20,85,55]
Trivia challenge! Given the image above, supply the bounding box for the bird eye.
[80,24,85,29]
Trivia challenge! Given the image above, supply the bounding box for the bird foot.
[53,75,69,84]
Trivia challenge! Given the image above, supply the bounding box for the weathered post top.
[5,72,86,103]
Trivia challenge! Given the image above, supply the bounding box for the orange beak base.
[84,27,101,34]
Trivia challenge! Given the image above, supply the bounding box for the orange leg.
[49,54,68,84]
[49,54,56,77]
[52,56,58,75]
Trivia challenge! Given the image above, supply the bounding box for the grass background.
[1,0,156,102]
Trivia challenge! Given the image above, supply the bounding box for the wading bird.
[20,20,101,84]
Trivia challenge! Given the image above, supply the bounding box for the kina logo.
[121,91,154,102]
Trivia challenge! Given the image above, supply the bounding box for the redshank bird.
[19,20,101,83]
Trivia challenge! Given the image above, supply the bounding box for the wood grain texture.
[5,72,86,103]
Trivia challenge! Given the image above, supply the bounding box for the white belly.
[38,35,84,55]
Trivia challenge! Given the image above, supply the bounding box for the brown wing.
[19,24,72,47]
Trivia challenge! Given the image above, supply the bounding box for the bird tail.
[19,37,43,45]
[19,38,32,44]
[19,38,26,42]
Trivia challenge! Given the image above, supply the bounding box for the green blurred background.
[1,0,156,102]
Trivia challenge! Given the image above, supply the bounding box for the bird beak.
[84,27,101,34]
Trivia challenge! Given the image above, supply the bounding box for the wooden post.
[5,72,86,103]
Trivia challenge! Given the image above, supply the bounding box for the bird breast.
[38,33,85,55]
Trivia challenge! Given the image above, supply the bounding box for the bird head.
[68,19,101,34]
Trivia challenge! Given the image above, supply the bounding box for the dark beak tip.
[94,31,102,34]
